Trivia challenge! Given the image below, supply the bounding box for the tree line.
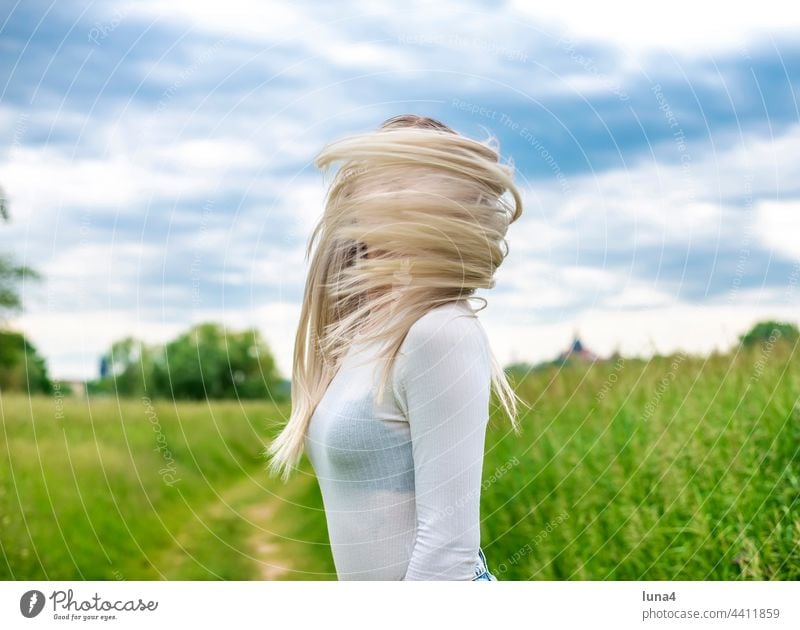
[87,322,289,401]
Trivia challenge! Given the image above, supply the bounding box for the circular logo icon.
[20,590,45,618]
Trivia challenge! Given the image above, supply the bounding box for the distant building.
[555,334,600,364]
[503,333,604,376]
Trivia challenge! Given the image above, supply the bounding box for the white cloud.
[480,299,800,367]
[755,200,800,261]
[2,147,149,217]
[512,121,800,258]
[0,136,284,225]
[509,0,798,54]
[10,310,185,380]
[121,0,418,71]
[147,138,265,171]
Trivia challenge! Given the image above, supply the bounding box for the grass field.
[1,341,798,580]
[0,394,329,580]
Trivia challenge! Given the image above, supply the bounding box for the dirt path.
[244,500,291,580]
[151,474,295,580]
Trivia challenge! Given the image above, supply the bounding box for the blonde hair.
[265,114,525,481]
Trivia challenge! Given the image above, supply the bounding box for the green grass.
[1,341,798,579]
[0,394,324,579]
[481,342,800,580]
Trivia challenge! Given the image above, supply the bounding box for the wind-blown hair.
[265,114,525,481]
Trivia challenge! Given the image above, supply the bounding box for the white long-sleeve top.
[304,299,492,580]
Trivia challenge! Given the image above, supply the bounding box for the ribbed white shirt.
[304,299,492,580]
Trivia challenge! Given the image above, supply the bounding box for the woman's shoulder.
[401,300,488,356]
[391,300,492,405]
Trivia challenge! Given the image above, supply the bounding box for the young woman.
[266,114,524,580]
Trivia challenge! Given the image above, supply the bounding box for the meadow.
[1,341,798,580]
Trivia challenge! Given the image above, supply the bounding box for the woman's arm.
[395,305,492,580]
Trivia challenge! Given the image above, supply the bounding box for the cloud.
[502,121,800,305]
[123,0,420,71]
[756,200,800,261]
[2,0,799,378]
[509,0,800,54]
[481,300,800,367]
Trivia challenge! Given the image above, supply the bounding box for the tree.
[90,336,157,396]
[0,185,7,221]
[0,185,41,316]
[0,330,52,394]
[739,320,799,347]
[152,322,283,400]
[91,322,286,401]
[0,185,50,393]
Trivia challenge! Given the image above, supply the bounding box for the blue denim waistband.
[472,547,497,581]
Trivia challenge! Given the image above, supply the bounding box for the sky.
[1,0,799,380]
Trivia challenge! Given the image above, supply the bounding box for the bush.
[0,330,52,394]
[739,320,799,348]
